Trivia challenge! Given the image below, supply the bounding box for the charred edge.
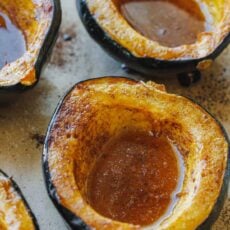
[42,80,91,229]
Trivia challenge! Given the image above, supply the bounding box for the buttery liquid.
[87,130,183,226]
[0,13,26,69]
[119,0,206,47]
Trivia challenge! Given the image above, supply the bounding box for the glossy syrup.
[86,130,184,226]
[119,0,207,47]
[0,12,26,69]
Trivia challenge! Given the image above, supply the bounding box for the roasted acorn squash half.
[77,0,230,77]
[0,0,61,100]
[0,170,39,230]
[43,77,229,230]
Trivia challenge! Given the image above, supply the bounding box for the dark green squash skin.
[43,77,229,230]
[77,0,230,78]
[0,0,62,103]
[0,170,39,230]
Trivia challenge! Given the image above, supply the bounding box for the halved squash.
[0,0,61,99]
[0,170,39,230]
[77,0,230,77]
[43,77,229,229]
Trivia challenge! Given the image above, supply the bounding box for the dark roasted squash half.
[43,77,229,230]
[0,170,39,229]
[77,0,230,77]
[0,0,61,100]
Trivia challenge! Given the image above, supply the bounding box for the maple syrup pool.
[0,12,26,69]
[86,130,184,226]
[117,0,211,47]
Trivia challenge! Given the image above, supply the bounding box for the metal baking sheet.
[0,0,229,229]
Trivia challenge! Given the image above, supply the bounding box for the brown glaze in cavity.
[118,0,206,47]
[0,12,26,69]
[86,130,182,226]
